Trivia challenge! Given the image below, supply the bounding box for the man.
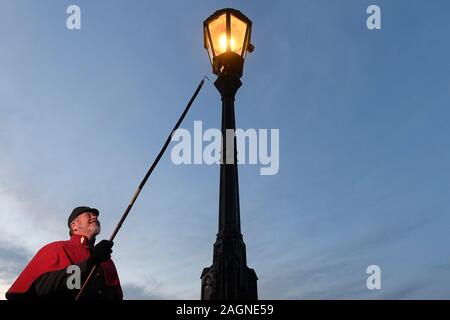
[6,206,123,300]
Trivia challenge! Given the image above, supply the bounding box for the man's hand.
[88,240,113,267]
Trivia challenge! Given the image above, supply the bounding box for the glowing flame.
[219,33,235,51]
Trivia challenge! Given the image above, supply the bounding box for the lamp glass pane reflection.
[207,13,227,56]
[230,15,248,57]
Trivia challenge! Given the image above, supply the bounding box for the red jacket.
[6,234,122,300]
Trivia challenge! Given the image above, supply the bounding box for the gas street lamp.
[201,8,258,300]
[203,8,254,77]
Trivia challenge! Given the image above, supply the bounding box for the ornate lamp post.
[201,8,257,300]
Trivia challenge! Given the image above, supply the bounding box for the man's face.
[71,212,101,239]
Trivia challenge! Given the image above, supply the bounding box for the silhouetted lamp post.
[201,8,258,300]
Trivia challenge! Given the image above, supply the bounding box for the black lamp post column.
[200,72,258,300]
[216,73,242,238]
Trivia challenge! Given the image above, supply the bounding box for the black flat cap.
[68,206,99,227]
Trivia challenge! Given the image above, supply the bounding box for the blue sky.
[1,0,450,299]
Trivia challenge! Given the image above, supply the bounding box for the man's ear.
[70,220,77,232]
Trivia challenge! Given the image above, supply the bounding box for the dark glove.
[88,240,113,267]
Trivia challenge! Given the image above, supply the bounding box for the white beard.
[89,223,101,237]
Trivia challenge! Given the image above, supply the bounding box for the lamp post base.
[201,235,258,300]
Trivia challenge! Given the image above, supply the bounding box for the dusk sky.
[1,0,450,299]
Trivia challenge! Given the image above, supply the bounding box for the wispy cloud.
[254,213,439,299]
[121,282,167,300]
[0,241,32,299]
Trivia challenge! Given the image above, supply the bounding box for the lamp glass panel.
[230,14,248,57]
[207,13,227,56]
[204,26,214,64]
